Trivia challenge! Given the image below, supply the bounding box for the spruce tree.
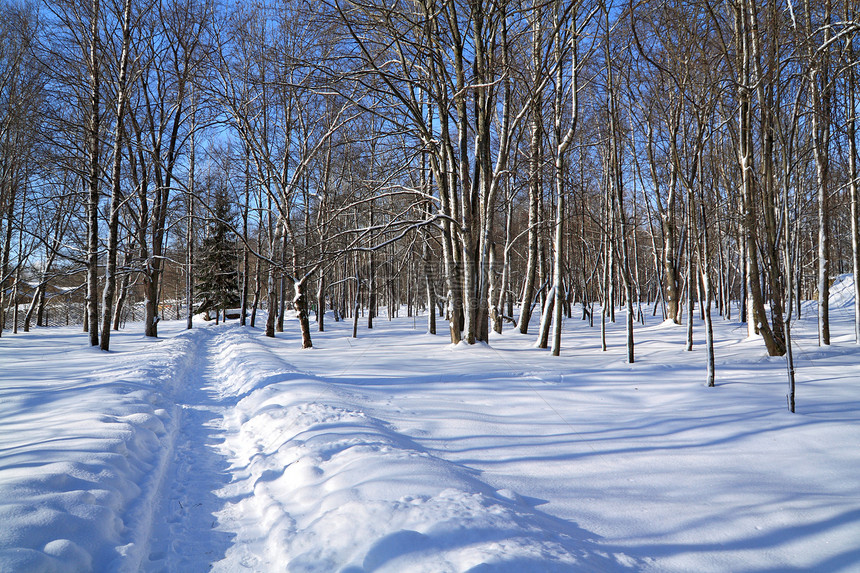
[195,186,239,321]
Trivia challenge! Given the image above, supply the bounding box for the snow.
[2,281,860,572]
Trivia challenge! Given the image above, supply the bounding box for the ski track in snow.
[142,328,234,572]
[131,324,625,572]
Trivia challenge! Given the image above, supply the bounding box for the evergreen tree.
[195,185,239,321]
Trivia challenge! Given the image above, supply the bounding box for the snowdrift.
[209,327,632,572]
[0,329,197,571]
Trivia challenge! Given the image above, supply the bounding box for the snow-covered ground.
[2,279,860,572]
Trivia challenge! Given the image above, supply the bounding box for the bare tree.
[99,0,135,351]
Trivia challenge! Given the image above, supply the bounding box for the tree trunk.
[645,119,680,324]
[550,198,564,356]
[519,167,540,334]
[144,66,188,338]
[295,277,312,348]
[240,148,250,327]
[265,263,277,337]
[317,276,325,332]
[493,192,513,335]
[86,0,101,347]
[848,19,860,344]
[686,193,694,352]
[805,0,832,346]
[518,7,542,335]
[536,286,554,349]
[423,238,437,335]
[352,288,360,339]
[186,110,196,330]
[549,1,577,356]
[99,0,132,351]
[251,251,261,328]
[277,245,287,332]
[738,0,783,356]
[605,14,633,363]
[114,259,129,331]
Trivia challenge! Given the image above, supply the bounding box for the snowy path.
[2,285,860,572]
[152,318,860,573]
[142,329,234,572]
[136,325,631,572]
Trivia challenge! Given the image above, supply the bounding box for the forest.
[1,0,859,383]
[4,1,860,569]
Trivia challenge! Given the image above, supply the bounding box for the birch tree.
[99,0,135,351]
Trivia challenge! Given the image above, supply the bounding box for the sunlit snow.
[1,277,859,572]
